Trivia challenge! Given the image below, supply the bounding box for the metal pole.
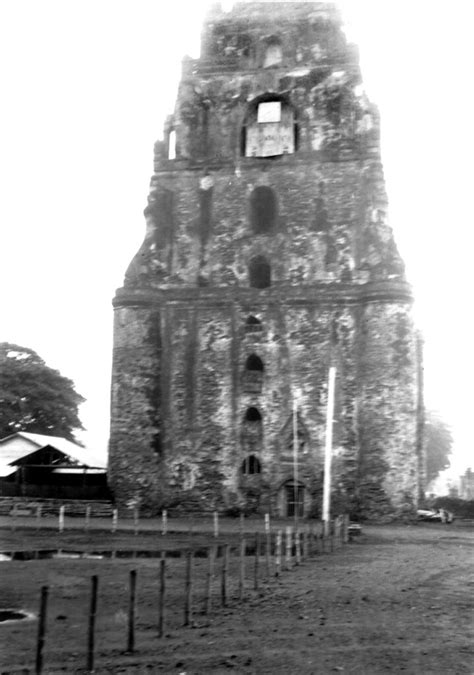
[322,366,336,536]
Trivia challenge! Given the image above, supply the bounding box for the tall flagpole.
[292,395,298,528]
[322,366,336,536]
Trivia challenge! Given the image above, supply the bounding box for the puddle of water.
[0,609,32,624]
[0,547,230,561]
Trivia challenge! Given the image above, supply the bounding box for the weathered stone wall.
[109,1,423,519]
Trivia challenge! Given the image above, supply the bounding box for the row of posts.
[27,507,347,539]
[34,516,350,673]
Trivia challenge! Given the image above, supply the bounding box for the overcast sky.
[1,1,472,478]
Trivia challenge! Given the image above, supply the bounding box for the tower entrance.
[283,480,305,518]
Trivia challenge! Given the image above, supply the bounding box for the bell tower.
[109,2,423,519]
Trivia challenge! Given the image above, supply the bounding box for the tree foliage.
[425,410,453,484]
[0,342,85,442]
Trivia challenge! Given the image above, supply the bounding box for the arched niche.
[250,186,277,234]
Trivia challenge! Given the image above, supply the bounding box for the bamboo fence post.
[204,546,216,615]
[161,509,167,536]
[133,508,139,536]
[112,508,118,533]
[87,575,99,671]
[183,551,193,626]
[58,505,65,533]
[330,520,335,553]
[35,585,49,675]
[239,512,244,538]
[213,511,219,538]
[85,505,91,533]
[275,530,282,577]
[127,570,137,653]
[36,505,42,531]
[238,537,246,600]
[285,526,292,569]
[221,544,229,607]
[253,532,260,591]
[158,559,165,638]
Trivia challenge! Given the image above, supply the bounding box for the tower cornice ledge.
[113,279,413,309]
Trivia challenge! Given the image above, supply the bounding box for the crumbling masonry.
[108,2,424,519]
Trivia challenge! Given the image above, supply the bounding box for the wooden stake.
[285,526,292,569]
[343,514,350,544]
[127,570,137,653]
[238,537,245,600]
[35,585,49,675]
[58,505,65,533]
[275,530,282,577]
[295,529,301,565]
[133,508,139,536]
[265,530,271,577]
[221,544,228,607]
[85,505,91,533]
[158,559,165,638]
[112,508,118,533]
[204,546,215,615]
[183,551,193,626]
[253,532,260,591]
[36,505,42,531]
[303,527,309,560]
[161,509,167,536]
[239,512,244,537]
[87,575,98,671]
[213,511,219,538]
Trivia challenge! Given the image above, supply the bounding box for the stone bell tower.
[108,2,424,519]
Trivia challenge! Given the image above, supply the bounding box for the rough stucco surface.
[108,2,423,519]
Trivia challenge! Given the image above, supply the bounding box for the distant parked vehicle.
[417,508,454,523]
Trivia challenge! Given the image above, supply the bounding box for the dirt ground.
[0,521,472,674]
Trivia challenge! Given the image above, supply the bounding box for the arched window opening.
[168,130,176,160]
[243,354,264,393]
[250,186,277,234]
[249,256,271,289]
[246,354,264,371]
[241,455,261,475]
[245,406,262,422]
[242,96,296,157]
[245,315,263,333]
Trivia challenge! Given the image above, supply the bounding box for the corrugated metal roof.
[0,432,106,477]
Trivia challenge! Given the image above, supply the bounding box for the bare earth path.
[0,523,473,673]
[156,525,473,675]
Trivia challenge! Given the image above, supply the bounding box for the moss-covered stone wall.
[109,2,423,519]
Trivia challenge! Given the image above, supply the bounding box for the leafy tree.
[425,410,453,484]
[0,342,85,442]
